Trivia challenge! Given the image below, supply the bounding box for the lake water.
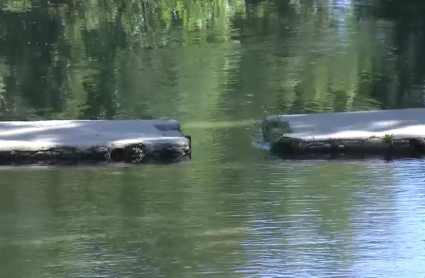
[1,0,425,277]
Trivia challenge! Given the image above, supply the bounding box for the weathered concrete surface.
[0,119,191,165]
[262,108,425,158]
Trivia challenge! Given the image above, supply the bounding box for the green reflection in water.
[0,0,425,277]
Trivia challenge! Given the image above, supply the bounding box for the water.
[1,0,425,277]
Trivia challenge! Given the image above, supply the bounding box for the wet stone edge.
[270,135,425,158]
[0,138,191,166]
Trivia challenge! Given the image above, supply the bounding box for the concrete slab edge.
[0,137,191,165]
[0,138,191,166]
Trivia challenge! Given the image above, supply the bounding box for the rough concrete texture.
[0,119,191,165]
[262,108,425,158]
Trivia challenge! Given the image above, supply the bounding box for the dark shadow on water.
[274,152,425,162]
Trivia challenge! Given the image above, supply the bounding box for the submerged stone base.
[262,108,425,159]
[0,140,191,165]
[0,119,191,165]
[272,135,425,158]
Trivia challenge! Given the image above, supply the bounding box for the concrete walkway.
[262,108,425,158]
[0,119,191,165]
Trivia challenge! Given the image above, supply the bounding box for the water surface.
[1,0,425,277]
